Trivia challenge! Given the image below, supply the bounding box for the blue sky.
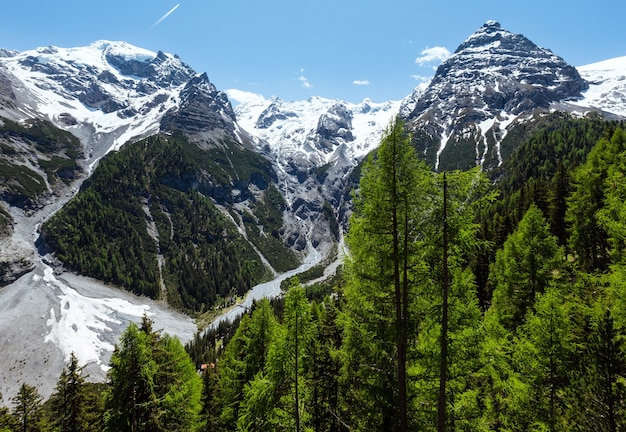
[1,0,625,103]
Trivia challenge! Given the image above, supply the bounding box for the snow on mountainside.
[228,91,401,241]
[226,90,400,253]
[0,41,196,169]
[228,91,401,166]
[572,56,626,118]
[0,42,259,402]
[1,30,626,403]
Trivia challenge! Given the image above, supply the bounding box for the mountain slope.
[0,41,193,166]
[228,91,401,242]
[1,26,626,404]
[0,41,306,401]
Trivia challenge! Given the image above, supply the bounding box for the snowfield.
[573,56,626,117]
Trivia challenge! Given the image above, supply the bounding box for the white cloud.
[411,74,432,82]
[415,46,451,67]
[298,69,313,89]
[225,89,266,106]
[353,80,370,86]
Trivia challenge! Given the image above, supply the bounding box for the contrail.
[150,3,180,29]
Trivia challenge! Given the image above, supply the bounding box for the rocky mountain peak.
[0,41,239,164]
[455,20,532,54]
[160,72,239,141]
[401,21,589,170]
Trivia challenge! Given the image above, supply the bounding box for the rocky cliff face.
[230,93,401,252]
[401,21,588,171]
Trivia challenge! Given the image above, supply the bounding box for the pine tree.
[474,311,530,430]
[219,299,276,430]
[515,287,574,431]
[104,322,157,432]
[587,307,626,431]
[154,334,203,431]
[567,299,626,432]
[49,352,88,432]
[237,281,314,431]
[306,297,345,432]
[201,363,221,432]
[11,383,43,432]
[0,392,16,432]
[567,129,626,271]
[490,204,564,331]
[340,116,428,431]
[548,163,570,246]
[104,318,202,432]
[597,128,626,264]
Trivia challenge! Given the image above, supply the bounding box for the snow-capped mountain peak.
[400,20,588,171]
[228,90,401,166]
[0,41,200,168]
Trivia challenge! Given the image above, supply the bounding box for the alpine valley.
[1,20,625,401]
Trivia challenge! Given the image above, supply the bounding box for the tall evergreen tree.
[237,281,314,431]
[474,310,530,431]
[0,392,15,432]
[49,352,88,432]
[11,383,43,432]
[412,169,493,431]
[306,297,345,432]
[573,306,626,432]
[548,163,570,246]
[490,204,564,331]
[104,317,201,432]
[219,299,276,430]
[567,129,626,271]
[201,363,221,432]
[340,116,429,431]
[104,322,157,432]
[153,334,203,431]
[516,287,574,431]
[597,128,626,264]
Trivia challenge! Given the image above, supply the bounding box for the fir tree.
[49,352,88,432]
[11,383,43,432]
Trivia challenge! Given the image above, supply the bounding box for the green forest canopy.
[5,115,626,431]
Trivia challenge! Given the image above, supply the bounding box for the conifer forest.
[4,116,626,432]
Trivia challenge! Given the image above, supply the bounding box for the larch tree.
[104,322,158,432]
[237,281,313,431]
[567,128,626,272]
[412,168,493,431]
[219,299,277,430]
[201,362,220,432]
[11,383,43,432]
[597,128,626,264]
[340,116,432,431]
[515,287,575,431]
[0,392,15,432]
[489,204,564,331]
[104,317,202,432]
[49,352,88,432]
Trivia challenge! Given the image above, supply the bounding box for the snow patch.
[43,266,149,366]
